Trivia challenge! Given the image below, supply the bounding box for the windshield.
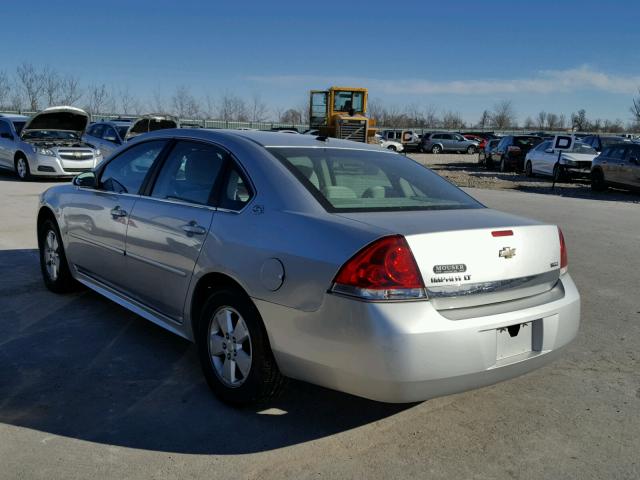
[22,130,79,140]
[333,91,364,113]
[116,126,130,138]
[268,147,483,212]
[514,136,542,148]
[570,142,597,154]
[12,121,26,134]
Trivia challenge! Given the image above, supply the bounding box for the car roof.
[142,128,393,152]
[0,114,29,121]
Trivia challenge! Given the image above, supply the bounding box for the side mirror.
[0,132,13,140]
[73,171,97,188]
[545,148,554,154]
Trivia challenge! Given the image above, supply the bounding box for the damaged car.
[0,106,103,181]
[83,114,179,158]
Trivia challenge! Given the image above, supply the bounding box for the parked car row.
[477,133,640,192]
[0,107,178,180]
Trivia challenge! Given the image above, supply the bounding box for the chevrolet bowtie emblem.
[499,247,516,259]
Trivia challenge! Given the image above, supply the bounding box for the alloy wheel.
[208,306,252,387]
[16,158,27,179]
[44,230,61,281]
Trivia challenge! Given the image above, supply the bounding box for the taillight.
[558,227,568,274]
[507,145,521,153]
[331,235,426,301]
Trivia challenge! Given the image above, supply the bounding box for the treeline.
[1,63,639,132]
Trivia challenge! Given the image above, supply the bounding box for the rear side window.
[100,140,166,194]
[151,140,226,205]
[219,166,252,211]
[609,146,628,160]
[268,147,482,212]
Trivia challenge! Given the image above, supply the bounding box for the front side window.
[88,124,104,138]
[0,120,10,136]
[100,140,166,194]
[151,140,225,205]
[609,146,628,160]
[102,126,118,142]
[536,141,552,151]
[268,147,483,212]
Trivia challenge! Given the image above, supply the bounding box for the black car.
[581,135,629,153]
[491,135,543,172]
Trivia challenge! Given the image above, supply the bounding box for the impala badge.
[499,247,516,259]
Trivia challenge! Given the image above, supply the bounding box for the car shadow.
[0,168,70,183]
[0,249,412,454]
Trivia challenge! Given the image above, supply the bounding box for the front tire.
[387,145,397,151]
[467,145,476,154]
[15,155,31,181]
[500,157,508,172]
[431,145,442,154]
[38,218,76,293]
[197,288,285,405]
[591,169,607,191]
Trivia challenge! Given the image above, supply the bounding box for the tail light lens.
[331,235,426,301]
[558,227,568,274]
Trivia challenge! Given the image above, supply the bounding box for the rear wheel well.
[190,272,250,335]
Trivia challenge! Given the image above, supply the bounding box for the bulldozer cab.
[309,87,375,143]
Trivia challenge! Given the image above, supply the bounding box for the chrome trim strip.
[73,269,188,337]
[125,251,187,277]
[428,270,560,311]
[68,232,124,255]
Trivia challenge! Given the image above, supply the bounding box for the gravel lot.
[0,170,638,479]
[408,153,640,204]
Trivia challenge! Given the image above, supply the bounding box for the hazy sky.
[5,0,639,124]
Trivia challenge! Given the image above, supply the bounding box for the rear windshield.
[268,147,483,212]
[116,126,130,138]
[514,136,542,147]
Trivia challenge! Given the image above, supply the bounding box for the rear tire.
[431,145,442,154]
[15,155,31,181]
[591,169,607,191]
[387,145,397,151]
[525,161,534,177]
[196,288,286,406]
[500,157,508,172]
[38,218,77,293]
[467,145,476,154]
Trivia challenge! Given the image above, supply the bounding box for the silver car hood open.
[125,114,179,140]
[21,106,90,139]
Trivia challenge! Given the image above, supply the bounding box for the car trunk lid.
[337,209,561,309]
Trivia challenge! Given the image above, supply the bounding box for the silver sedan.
[37,129,580,404]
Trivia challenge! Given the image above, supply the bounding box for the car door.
[537,141,555,175]
[621,145,640,188]
[452,134,467,151]
[605,145,628,184]
[493,137,507,163]
[0,119,14,168]
[121,140,227,320]
[64,139,168,290]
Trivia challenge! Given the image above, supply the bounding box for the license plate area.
[496,321,534,360]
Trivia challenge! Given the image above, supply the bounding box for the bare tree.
[59,75,83,105]
[571,109,588,131]
[218,92,248,122]
[42,66,61,107]
[423,105,439,128]
[558,113,566,130]
[149,89,168,114]
[631,89,640,124]
[115,86,142,114]
[442,110,465,129]
[477,110,491,129]
[491,100,516,129]
[279,108,302,124]
[546,113,560,130]
[171,85,200,118]
[367,98,385,124]
[16,63,44,111]
[523,116,535,129]
[0,70,10,108]
[536,111,547,130]
[84,83,112,116]
[248,93,269,122]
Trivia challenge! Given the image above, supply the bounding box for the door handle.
[110,207,127,218]
[182,223,206,235]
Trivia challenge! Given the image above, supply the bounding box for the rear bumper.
[256,274,580,403]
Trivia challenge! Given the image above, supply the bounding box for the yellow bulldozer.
[309,87,376,143]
